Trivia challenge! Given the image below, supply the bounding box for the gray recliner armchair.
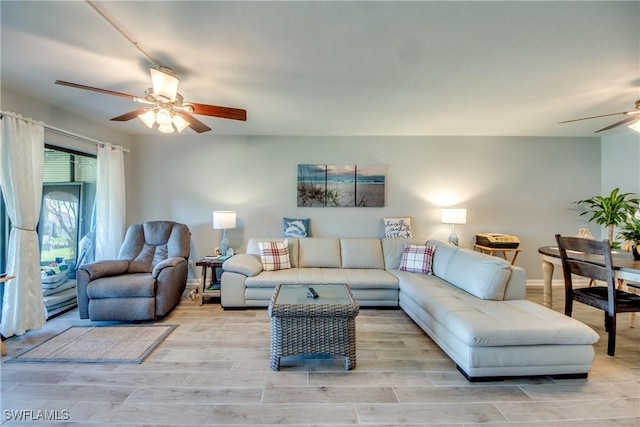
[76,221,190,321]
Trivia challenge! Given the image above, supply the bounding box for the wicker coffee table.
[268,283,359,371]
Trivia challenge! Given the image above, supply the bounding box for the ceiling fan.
[559,99,640,133]
[55,67,247,134]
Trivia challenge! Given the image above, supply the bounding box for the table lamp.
[213,210,236,256]
[441,208,467,246]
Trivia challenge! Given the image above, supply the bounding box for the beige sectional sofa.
[221,237,599,380]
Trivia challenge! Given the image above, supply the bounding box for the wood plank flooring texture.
[1,287,638,426]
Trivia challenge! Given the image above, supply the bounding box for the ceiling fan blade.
[55,80,138,100]
[189,102,247,121]
[111,108,149,121]
[558,111,630,124]
[181,112,212,133]
[594,116,638,133]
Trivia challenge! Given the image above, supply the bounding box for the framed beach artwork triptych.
[297,164,386,207]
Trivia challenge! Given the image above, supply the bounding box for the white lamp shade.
[155,108,173,126]
[213,210,237,229]
[150,67,179,102]
[138,110,156,128]
[629,119,640,133]
[173,114,190,132]
[441,208,467,225]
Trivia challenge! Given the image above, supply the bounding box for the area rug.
[7,325,177,364]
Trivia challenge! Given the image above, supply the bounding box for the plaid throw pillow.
[399,244,435,275]
[258,240,291,271]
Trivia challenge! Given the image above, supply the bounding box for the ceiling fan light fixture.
[155,108,173,127]
[138,110,156,128]
[158,124,175,134]
[173,114,190,132]
[150,67,179,102]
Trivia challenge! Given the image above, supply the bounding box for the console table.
[474,244,522,265]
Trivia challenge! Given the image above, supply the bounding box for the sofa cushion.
[399,244,435,275]
[426,239,458,278]
[381,237,428,269]
[341,238,384,269]
[258,240,291,271]
[245,267,398,289]
[87,273,156,298]
[444,249,511,300]
[299,238,341,268]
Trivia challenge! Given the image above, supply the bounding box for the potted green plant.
[576,188,640,249]
[618,212,640,260]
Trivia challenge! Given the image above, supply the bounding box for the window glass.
[39,146,97,277]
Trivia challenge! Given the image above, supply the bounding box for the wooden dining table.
[538,246,640,309]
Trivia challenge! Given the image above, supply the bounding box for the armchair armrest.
[78,260,130,280]
[152,257,187,278]
[222,254,263,277]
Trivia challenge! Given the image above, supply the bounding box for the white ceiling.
[1,1,639,137]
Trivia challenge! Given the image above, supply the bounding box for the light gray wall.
[128,134,601,280]
[602,130,640,199]
[1,85,606,281]
[601,130,640,242]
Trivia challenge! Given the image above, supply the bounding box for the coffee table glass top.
[273,284,352,305]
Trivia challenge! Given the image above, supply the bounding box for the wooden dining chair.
[556,234,640,356]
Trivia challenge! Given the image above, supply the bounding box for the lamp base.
[220,229,230,256]
[448,225,459,246]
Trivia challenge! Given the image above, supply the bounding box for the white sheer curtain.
[94,144,126,260]
[0,113,46,337]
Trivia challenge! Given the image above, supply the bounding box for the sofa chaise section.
[395,240,599,380]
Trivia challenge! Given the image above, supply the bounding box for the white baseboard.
[527,278,592,287]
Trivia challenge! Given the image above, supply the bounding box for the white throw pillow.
[384,217,412,238]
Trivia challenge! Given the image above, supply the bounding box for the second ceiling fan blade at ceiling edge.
[558,111,630,124]
[594,116,638,133]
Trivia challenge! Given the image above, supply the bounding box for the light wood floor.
[1,287,638,426]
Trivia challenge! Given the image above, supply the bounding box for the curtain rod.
[1,111,130,154]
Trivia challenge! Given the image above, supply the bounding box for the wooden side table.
[474,244,522,265]
[1,275,16,357]
[195,259,224,305]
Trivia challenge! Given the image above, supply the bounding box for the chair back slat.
[565,261,609,283]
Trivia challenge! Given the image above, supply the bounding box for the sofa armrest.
[78,260,130,280]
[503,265,527,300]
[222,254,263,277]
[152,257,187,279]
